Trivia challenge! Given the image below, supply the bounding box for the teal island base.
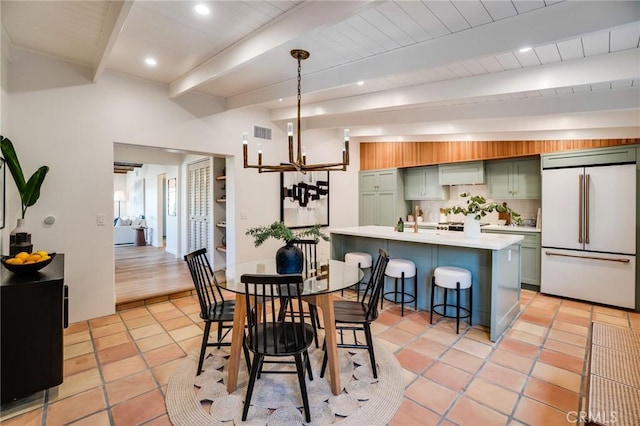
[330,226,523,342]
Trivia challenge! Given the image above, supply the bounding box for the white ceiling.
[2,0,639,140]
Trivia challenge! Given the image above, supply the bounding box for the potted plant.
[446,192,521,238]
[245,221,329,274]
[1,136,49,255]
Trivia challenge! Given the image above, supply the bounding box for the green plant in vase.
[1,135,50,255]
[245,221,329,274]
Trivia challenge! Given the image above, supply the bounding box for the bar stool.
[430,266,472,334]
[382,259,417,316]
[344,252,372,301]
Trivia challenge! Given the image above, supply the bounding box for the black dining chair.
[184,248,250,375]
[240,273,315,423]
[320,248,389,379]
[289,238,322,346]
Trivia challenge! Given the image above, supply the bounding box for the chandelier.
[243,49,349,173]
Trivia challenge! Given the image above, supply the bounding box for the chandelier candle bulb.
[242,133,249,168]
[287,123,293,136]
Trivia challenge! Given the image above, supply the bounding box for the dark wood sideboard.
[1,254,67,403]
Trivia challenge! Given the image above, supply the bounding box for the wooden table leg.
[315,293,341,395]
[226,293,246,393]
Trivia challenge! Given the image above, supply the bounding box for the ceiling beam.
[303,88,640,132]
[92,0,135,83]
[270,49,640,122]
[168,0,373,98]
[228,0,640,109]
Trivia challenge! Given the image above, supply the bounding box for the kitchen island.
[330,226,524,341]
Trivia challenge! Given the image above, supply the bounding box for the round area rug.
[166,336,403,425]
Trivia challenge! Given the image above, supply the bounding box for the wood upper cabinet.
[404,166,449,200]
[486,157,541,199]
[438,161,485,185]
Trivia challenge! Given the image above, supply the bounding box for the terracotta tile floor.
[1,289,639,425]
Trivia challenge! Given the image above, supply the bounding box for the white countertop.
[329,225,523,250]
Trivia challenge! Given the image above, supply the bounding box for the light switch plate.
[97,214,105,226]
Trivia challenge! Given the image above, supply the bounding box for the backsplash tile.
[412,185,540,225]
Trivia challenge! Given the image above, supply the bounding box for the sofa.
[114,217,146,245]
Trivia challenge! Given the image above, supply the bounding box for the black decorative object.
[281,170,329,229]
[275,242,304,274]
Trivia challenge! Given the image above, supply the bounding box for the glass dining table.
[221,258,363,395]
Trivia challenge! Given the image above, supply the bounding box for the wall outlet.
[97,214,105,226]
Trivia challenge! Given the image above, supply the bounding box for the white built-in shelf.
[216,198,226,203]
[216,223,227,228]
[216,246,227,253]
[215,175,226,181]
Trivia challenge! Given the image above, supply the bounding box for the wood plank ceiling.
[113,162,143,175]
[1,1,638,140]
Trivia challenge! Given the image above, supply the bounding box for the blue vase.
[275,242,304,274]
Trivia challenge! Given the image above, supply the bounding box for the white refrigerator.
[541,163,636,308]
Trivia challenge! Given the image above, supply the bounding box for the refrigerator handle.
[578,174,583,243]
[585,174,590,244]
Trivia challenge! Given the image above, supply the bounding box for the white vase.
[463,215,481,239]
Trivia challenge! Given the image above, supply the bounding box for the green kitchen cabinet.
[438,161,485,185]
[359,169,407,226]
[404,166,449,200]
[483,228,541,289]
[486,157,541,199]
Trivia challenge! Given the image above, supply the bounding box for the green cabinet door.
[404,166,449,200]
[483,229,540,288]
[487,158,541,199]
[358,169,407,226]
[438,161,485,185]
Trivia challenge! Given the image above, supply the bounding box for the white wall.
[2,48,359,322]
[134,163,179,252]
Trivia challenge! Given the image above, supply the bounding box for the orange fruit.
[27,254,42,262]
[15,252,29,260]
[23,260,35,264]
[12,258,24,264]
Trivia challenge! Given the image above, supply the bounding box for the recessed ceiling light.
[145,57,157,67]
[519,47,532,53]
[194,4,210,15]
[278,98,283,102]
[357,81,364,86]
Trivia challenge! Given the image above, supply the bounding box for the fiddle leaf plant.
[1,135,50,219]
[246,221,329,247]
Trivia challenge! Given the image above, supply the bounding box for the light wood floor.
[115,245,193,306]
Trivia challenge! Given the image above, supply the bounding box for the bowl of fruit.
[2,251,55,274]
